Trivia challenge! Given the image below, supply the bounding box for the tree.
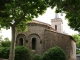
[0,0,48,60]
[48,0,80,32]
[72,34,80,54]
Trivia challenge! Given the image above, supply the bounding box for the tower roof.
[55,13,59,18]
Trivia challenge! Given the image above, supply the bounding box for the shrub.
[15,46,31,60]
[1,40,11,47]
[42,46,66,60]
[0,46,31,60]
[0,47,4,58]
[0,47,10,59]
[2,47,10,59]
[1,38,11,47]
[32,54,42,60]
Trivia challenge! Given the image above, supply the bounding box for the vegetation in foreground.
[72,34,80,54]
[0,46,66,60]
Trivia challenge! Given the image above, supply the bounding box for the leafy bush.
[42,46,66,60]
[0,47,10,59]
[0,46,31,60]
[2,47,10,59]
[1,40,11,47]
[76,48,80,54]
[15,46,31,60]
[0,47,4,58]
[32,54,42,60]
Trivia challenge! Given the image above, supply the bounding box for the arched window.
[55,25,57,30]
[32,38,36,50]
[19,38,23,46]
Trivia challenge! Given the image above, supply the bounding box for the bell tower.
[51,13,63,33]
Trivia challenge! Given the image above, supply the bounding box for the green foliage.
[0,47,10,59]
[0,36,11,47]
[0,35,3,47]
[0,46,31,60]
[0,47,4,58]
[32,54,42,60]
[72,34,80,48]
[15,46,31,60]
[76,49,80,54]
[2,47,10,59]
[42,46,66,60]
[48,0,80,32]
[0,1,48,59]
[0,0,48,31]
[1,37,11,47]
[72,34,80,54]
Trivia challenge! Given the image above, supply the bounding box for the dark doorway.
[19,38,23,46]
[32,38,36,50]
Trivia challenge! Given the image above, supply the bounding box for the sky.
[0,7,78,40]
[34,8,78,34]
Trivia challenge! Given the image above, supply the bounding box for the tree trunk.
[9,25,16,60]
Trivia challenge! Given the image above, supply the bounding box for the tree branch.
[15,13,26,25]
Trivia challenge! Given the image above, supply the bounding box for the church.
[16,16,76,60]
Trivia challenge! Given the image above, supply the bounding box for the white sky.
[0,7,78,40]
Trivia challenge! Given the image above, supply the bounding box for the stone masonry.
[16,20,76,60]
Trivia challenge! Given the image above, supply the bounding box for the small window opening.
[19,38,23,46]
[32,38,36,50]
[55,25,57,30]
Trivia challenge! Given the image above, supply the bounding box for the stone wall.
[44,29,76,60]
[16,23,46,55]
[16,22,76,60]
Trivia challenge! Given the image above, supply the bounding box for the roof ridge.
[32,20,51,26]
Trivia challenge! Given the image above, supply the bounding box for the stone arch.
[16,34,26,46]
[28,33,41,53]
